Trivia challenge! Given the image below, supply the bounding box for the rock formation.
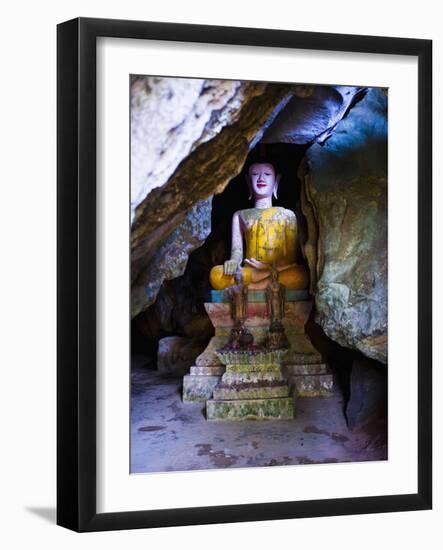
[301,88,388,363]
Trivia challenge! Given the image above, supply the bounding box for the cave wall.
[131,76,268,220]
[302,88,388,363]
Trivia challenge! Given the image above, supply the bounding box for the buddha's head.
[246,160,280,201]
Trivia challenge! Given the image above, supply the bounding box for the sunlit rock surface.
[131,77,264,220]
[303,88,388,363]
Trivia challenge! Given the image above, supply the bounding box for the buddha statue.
[210,160,309,290]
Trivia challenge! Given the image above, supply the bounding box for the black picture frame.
[57,17,432,532]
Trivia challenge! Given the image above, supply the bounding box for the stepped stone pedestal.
[284,363,334,397]
[182,289,333,410]
[206,349,294,421]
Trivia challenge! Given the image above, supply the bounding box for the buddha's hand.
[244,258,270,271]
[223,259,239,276]
[223,260,238,275]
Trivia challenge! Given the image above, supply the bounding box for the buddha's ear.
[245,174,253,200]
[273,174,281,200]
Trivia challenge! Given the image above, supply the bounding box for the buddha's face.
[248,162,280,199]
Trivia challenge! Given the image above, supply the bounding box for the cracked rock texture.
[132,198,213,318]
[131,77,258,220]
[302,88,388,363]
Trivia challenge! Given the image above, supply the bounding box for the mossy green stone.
[226,363,281,373]
[216,349,288,366]
[190,366,225,376]
[221,371,284,384]
[213,384,290,400]
[285,363,328,375]
[290,374,334,397]
[206,397,295,420]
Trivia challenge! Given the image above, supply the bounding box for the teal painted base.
[210,289,309,303]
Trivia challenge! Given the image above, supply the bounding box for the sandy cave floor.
[131,363,387,474]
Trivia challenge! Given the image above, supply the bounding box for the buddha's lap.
[278,267,309,289]
[209,264,308,290]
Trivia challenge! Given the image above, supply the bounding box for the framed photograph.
[57,17,432,532]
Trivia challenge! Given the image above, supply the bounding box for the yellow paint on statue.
[246,207,296,265]
[210,264,308,290]
[210,207,308,290]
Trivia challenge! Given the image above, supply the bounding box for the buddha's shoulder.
[269,207,297,221]
[275,206,296,219]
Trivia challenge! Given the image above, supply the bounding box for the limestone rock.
[131,77,265,221]
[157,336,206,376]
[132,198,212,318]
[304,88,388,363]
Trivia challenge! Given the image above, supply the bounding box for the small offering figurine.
[227,268,248,326]
[265,265,289,349]
[267,264,285,322]
[225,268,254,349]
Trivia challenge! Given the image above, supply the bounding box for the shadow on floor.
[26,507,56,524]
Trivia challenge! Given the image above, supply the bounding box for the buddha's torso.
[238,206,297,265]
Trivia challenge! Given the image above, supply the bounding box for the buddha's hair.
[244,155,281,176]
